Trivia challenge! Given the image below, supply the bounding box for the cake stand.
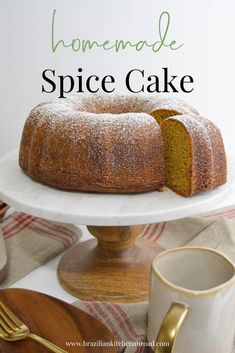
[0,150,234,303]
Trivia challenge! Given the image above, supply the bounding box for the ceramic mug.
[147,247,235,353]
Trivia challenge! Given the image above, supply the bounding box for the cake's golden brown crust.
[19,94,227,196]
[161,115,227,196]
[19,95,166,193]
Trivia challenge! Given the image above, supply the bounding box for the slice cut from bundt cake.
[161,115,227,196]
[149,99,199,126]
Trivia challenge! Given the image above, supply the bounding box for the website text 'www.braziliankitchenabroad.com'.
[65,339,170,348]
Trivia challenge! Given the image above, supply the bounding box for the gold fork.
[0,301,68,352]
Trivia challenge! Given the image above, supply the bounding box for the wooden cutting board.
[0,203,9,220]
[0,202,9,283]
[0,233,7,283]
[0,288,118,353]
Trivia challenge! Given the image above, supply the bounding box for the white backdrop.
[1,0,235,157]
[2,0,235,301]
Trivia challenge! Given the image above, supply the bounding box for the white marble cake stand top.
[0,150,234,226]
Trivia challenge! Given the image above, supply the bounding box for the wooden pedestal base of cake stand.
[57,225,163,303]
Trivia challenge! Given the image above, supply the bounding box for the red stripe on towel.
[204,209,235,219]
[226,213,235,219]
[31,220,75,245]
[106,302,145,341]
[37,218,77,240]
[147,223,160,240]
[2,212,77,245]
[27,224,70,247]
[3,214,36,239]
[103,302,136,341]
[153,222,166,242]
[91,302,121,340]
[141,224,152,238]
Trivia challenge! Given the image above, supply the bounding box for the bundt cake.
[161,115,227,196]
[19,95,166,193]
[19,94,227,196]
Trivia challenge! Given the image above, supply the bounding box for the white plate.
[0,150,234,226]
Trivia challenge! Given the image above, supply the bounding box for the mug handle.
[155,303,189,353]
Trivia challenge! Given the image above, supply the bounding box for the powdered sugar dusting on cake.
[28,96,164,182]
[31,96,160,132]
[33,93,198,117]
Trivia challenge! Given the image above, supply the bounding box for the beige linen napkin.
[0,211,81,288]
[74,206,235,353]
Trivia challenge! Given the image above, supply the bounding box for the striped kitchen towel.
[74,206,235,353]
[0,211,81,288]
